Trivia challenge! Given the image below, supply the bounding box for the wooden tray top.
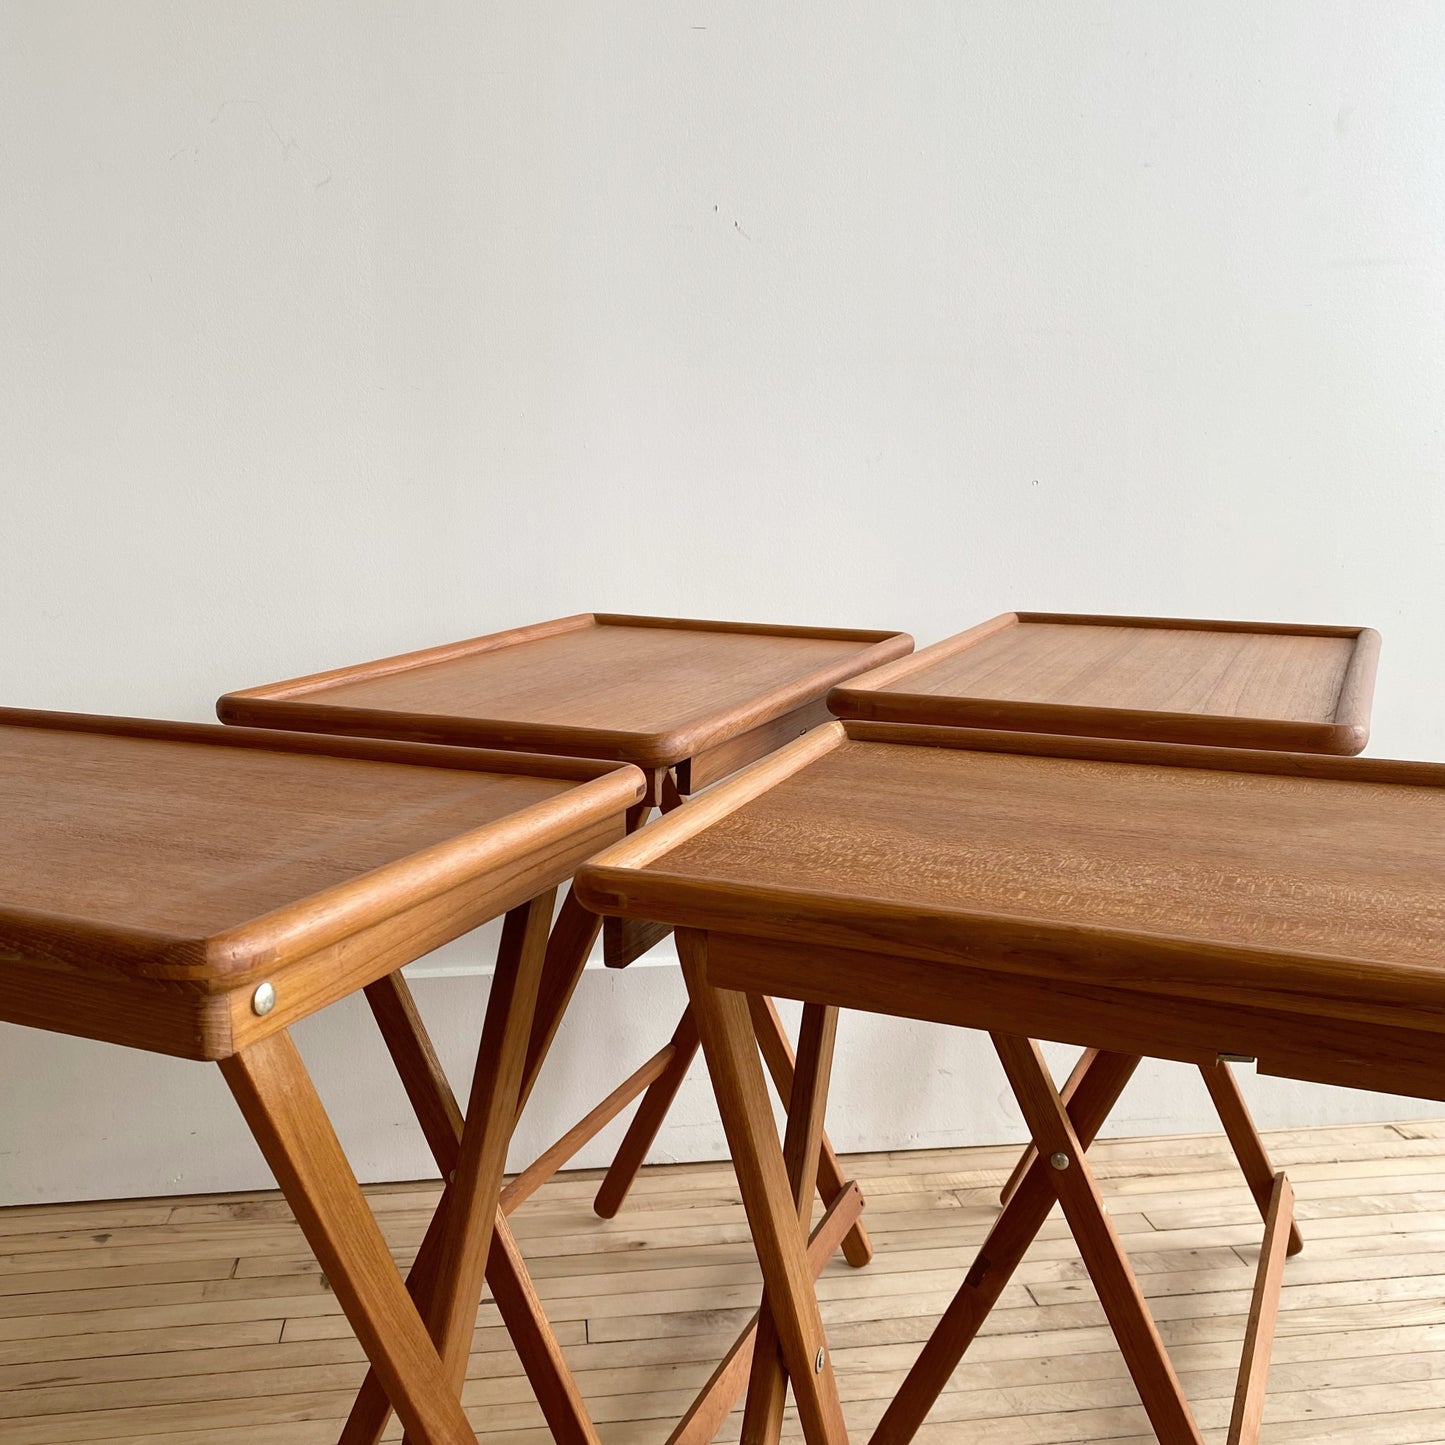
[218,614,913,773]
[576,722,1445,1098]
[828,612,1380,754]
[0,709,643,1059]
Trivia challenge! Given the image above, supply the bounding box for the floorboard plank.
[3,1120,1443,1443]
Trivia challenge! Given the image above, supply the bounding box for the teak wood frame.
[829,611,1380,1260]
[218,611,913,771]
[828,611,1381,754]
[338,789,872,1445]
[216,613,908,1386]
[0,708,648,1445]
[576,720,1445,1444]
[367,809,877,1436]
[674,940,1299,1445]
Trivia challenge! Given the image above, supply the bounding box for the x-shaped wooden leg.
[340,889,601,1445]
[748,995,873,1269]
[497,802,670,1214]
[995,1034,1204,1443]
[583,994,872,1445]
[738,1002,844,1445]
[592,995,870,1266]
[462,773,867,1278]
[1201,1058,1305,1256]
[869,1046,1141,1445]
[873,1036,1294,1445]
[221,1030,475,1445]
[999,1051,1303,1257]
[679,931,850,1445]
[667,1184,864,1445]
[664,1000,869,1445]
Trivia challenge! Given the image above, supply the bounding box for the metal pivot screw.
[814,1347,826,1373]
[251,982,276,1016]
[1050,1152,1070,1171]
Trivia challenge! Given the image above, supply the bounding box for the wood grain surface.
[0,726,570,944]
[218,614,912,769]
[0,710,643,1059]
[829,612,1379,754]
[5,1122,1445,1444]
[576,724,1445,1035]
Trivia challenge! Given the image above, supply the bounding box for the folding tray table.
[0,707,643,1445]
[577,720,1445,1444]
[218,611,912,1441]
[831,610,1381,1243]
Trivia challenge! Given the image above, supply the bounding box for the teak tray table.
[577,722,1445,1444]
[831,610,1382,1243]
[0,708,645,1445]
[829,611,1380,753]
[218,611,912,1442]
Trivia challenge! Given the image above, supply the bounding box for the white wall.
[2,3,1443,1205]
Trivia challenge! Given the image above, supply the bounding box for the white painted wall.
[2,3,1443,1205]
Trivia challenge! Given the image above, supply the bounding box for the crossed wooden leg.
[220,1030,476,1445]
[874,1037,1294,1445]
[999,1051,1304,1256]
[1202,1058,1305,1256]
[338,889,601,1445]
[678,931,851,1445]
[748,996,874,1269]
[514,770,870,1269]
[482,792,702,1224]
[328,780,867,1444]
[740,1002,845,1444]
[994,1036,1205,1443]
[666,1185,864,1445]
[592,995,874,1270]
[870,1046,1142,1445]
[680,965,1297,1445]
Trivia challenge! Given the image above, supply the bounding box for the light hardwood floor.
[4,1118,1445,1443]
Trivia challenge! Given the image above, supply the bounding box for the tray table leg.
[999,1054,1304,1256]
[1228,1171,1294,1443]
[869,1048,1139,1445]
[994,1033,1205,1444]
[344,1202,596,1445]
[749,994,874,1268]
[408,893,555,1417]
[668,1183,864,1445]
[997,1047,1098,1205]
[219,1030,475,1445]
[592,992,871,1244]
[518,887,605,1111]
[742,1002,845,1445]
[593,1004,702,1216]
[1201,1059,1305,1255]
[680,930,850,1445]
[506,801,666,1209]
[593,776,697,1218]
[343,894,600,1445]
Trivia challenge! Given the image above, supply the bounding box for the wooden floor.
[3,1119,1445,1443]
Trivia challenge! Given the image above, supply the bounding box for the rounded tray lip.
[828,612,1379,757]
[216,616,916,769]
[0,707,647,988]
[574,721,1445,1035]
